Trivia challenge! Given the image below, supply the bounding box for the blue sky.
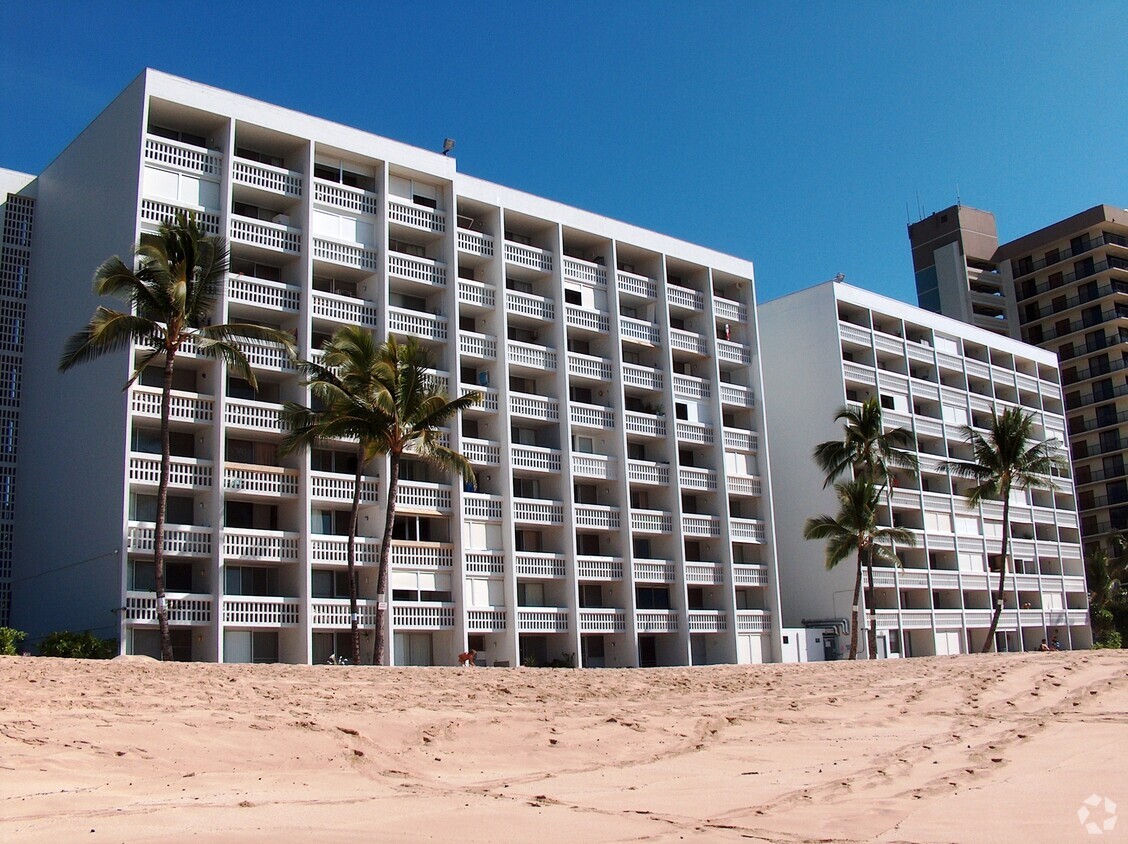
[3,2,1127,305]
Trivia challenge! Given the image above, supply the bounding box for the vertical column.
[294,138,316,665]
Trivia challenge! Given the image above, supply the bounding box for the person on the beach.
[1039,639,1050,652]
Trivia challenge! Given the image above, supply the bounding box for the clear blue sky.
[3,2,1127,305]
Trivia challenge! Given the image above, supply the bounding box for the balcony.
[223,464,299,497]
[466,552,505,574]
[733,564,769,586]
[310,535,379,566]
[462,438,502,466]
[574,503,620,530]
[683,514,722,537]
[685,562,724,584]
[311,290,379,328]
[570,402,615,430]
[565,304,610,333]
[515,552,567,578]
[518,608,569,632]
[222,596,300,626]
[464,493,503,520]
[467,609,507,632]
[620,316,660,344]
[508,340,556,371]
[568,352,612,381]
[636,610,677,633]
[309,471,380,504]
[716,340,751,365]
[572,453,616,480]
[631,509,672,533]
[125,591,212,624]
[505,241,553,273]
[388,306,447,341]
[617,270,656,299]
[622,363,663,391]
[506,289,555,321]
[843,362,877,386]
[140,199,220,235]
[223,529,300,562]
[579,609,627,633]
[396,481,452,513]
[736,610,771,633]
[224,398,284,432]
[459,331,498,360]
[458,279,496,310]
[393,603,455,629]
[392,541,453,569]
[627,459,670,485]
[388,198,446,233]
[127,522,212,557]
[679,467,718,491]
[311,598,378,628]
[312,238,378,271]
[144,134,221,175]
[731,518,766,543]
[714,296,746,323]
[232,158,302,197]
[512,444,562,473]
[562,257,607,286]
[719,383,754,408]
[128,454,212,490]
[577,556,623,579]
[457,228,494,257]
[314,179,379,216]
[228,275,300,313]
[624,411,666,438]
[633,559,675,582]
[688,610,727,633]
[510,392,559,421]
[389,253,446,287]
[667,284,703,311]
[230,215,301,254]
[676,420,714,444]
[673,374,710,400]
[728,475,762,497]
[723,427,757,452]
[513,498,565,524]
[670,328,707,355]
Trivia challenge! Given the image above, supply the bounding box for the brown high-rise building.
[910,203,1128,548]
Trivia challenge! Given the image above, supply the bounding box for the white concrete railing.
[624,411,666,438]
[467,609,507,632]
[127,522,212,556]
[230,215,301,253]
[506,290,555,321]
[627,459,670,485]
[222,596,300,626]
[459,331,498,360]
[679,467,718,491]
[736,610,771,633]
[507,340,556,370]
[309,535,380,566]
[574,504,620,530]
[562,257,607,286]
[461,438,502,466]
[676,420,714,445]
[312,237,378,270]
[732,564,769,586]
[568,352,613,381]
[128,454,212,489]
[576,556,623,579]
[673,374,710,400]
[314,179,379,216]
[222,529,300,562]
[667,283,703,311]
[716,339,751,364]
[457,229,494,257]
[631,509,673,533]
[391,541,453,568]
[685,562,724,584]
[510,392,559,421]
[232,158,302,196]
[311,290,379,327]
[683,514,722,537]
[393,603,455,629]
[224,398,284,432]
[310,598,378,628]
[570,402,615,429]
[579,609,627,632]
[458,279,495,308]
[620,316,660,344]
[222,464,299,496]
[144,135,221,175]
[713,296,746,323]
[616,270,656,299]
[622,363,663,391]
[723,428,758,452]
[688,610,727,633]
[573,453,616,480]
[140,200,221,235]
[309,471,380,504]
[227,274,301,312]
[387,306,447,341]
[636,610,677,632]
[388,252,446,286]
[511,444,562,472]
[463,493,503,520]
[396,481,452,512]
[388,198,446,232]
[504,241,553,272]
[669,328,707,355]
[465,552,505,574]
[512,498,565,524]
[727,475,762,496]
[633,560,675,582]
[124,591,212,623]
[517,608,569,632]
[565,304,610,333]
[730,518,766,542]
[515,552,566,578]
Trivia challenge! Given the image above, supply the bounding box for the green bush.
[1094,630,1123,650]
[39,630,117,659]
[0,627,26,655]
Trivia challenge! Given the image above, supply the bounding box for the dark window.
[636,587,670,610]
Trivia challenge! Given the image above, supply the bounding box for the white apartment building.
[8,70,781,666]
[761,281,1090,657]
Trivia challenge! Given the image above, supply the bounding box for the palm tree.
[812,398,919,656]
[941,408,1066,653]
[282,332,480,665]
[804,478,915,658]
[59,212,295,661]
[1085,546,1126,647]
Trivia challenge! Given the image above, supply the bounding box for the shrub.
[39,630,117,659]
[1094,630,1123,650]
[0,627,26,655]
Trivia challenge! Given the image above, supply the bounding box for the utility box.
[780,628,832,663]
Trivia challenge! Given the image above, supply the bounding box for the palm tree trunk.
[849,551,863,659]
[155,351,175,661]
[347,444,363,665]
[981,489,1011,653]
[865,542,878,659]
[373,452,400,666]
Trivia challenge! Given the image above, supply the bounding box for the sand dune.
[2,651,1125,843]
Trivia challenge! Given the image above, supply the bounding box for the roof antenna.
[956,183,961,206]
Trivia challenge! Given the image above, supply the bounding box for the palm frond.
[59,309,164,372]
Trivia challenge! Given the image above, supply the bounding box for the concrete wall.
[10,74,147,648]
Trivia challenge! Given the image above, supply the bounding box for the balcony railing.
[393,603,455,629]
[462,438,502,465]
[633,559,675,582]
[510,392,559,421]
[685,562,724,584]
[311,290,378,327]
[232,158,302,197]
[230,215,301,253]
[733,564,769,586]
[667,284,703,311]
[505,241,553,272]
[127,522,212,556]
[568,352,612,381]
[457,228,494,257]
[392,540,453,569]
[673,374,710,400]
[464,493,503,520]
[144,135,221,175]
[388,306,447,341]
[224,398,283,432]
[314,178,379,216]
[309,470,380,503]
[128,454,212,489]
[466,552,505,574]
[388,253,446,287]
[512,444,562,472]
[627,459,670,485]
[620,316,660,344]
[223,464,299,496]
[388,198,446,232]
[631,509,672,533]
[570,402,615,429]
[312,238,378,270]
[683,514,722,537]
[577,556,623,579]
[467,609,507,632]
[125,591,212,624]
[458,279,496,309]
[140,199,220,235]
[717,339,751,364]
[675,420,713,444]
[636,610,677,633]
[624,411,665,438]
[223,529,300,562]
[565,304,609,333]
[228,275,300,312]
[679,467,717,491]
[617,270,656,299]
[131,386,213,423]
[518,608,569,632]
[310,535,379,566]
[311,598,378,628]
[223,596,300,626]
[459,331,498,360]
[572,453,616,480]
[670,328,707,355]
[622,363,662,391]
[724,427,758,452]
[396,481,452,512]
[506,289,555,321]
[579,609,626,632]
[562,256,608,285]
[508,340,556,370]
[515,552,566,578]
[736,610,771,633]
[731,518,766,542]
[513,498,564,524]
[574,504,620,530]
[714,296,746,323]
[728,475,762,496]
[688,610,727,633]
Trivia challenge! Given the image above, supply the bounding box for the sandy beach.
[2,651,1125,843]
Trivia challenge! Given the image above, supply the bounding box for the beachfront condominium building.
[760,281,1090,657]
[911,204,1128,549]
[8,70,781,666]
[0,169,36,626]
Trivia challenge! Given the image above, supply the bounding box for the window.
[235,147,284,168]
[564,288,582,305]
[636,587,670,610]
[576,533,600,555]
[514,530,543,552]
[310,449,359,475]
[513,477,540,498]
[580,584,603,608]
[388,238,426,258]
[149,125,206,147]
[133,494,194,525]
[226,502,279,531]
[312,569,355,599]
[572,435,594,454]
[517,581,545,607]
[227,438,278,466]
[574,484,598,504]
[687,587,705,610]
[132,427,195,457]
[129,561,193,592]
[225,566,279,596]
